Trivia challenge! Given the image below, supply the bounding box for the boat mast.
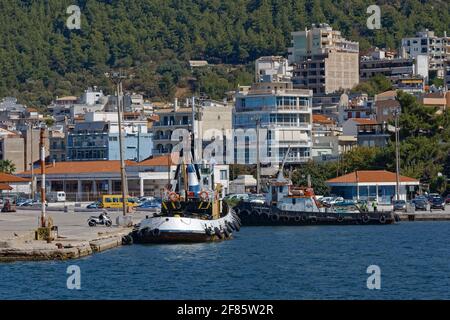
[277,145,291,181]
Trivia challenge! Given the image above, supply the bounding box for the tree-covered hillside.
[0,0,449,107]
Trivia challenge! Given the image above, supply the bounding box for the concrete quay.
[0,210,148,262]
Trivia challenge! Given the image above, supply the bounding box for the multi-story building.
[360,49,429,82]
[255,56,293,83]
[401,30,449,78]
[49,125,67,163]
[234,80,313,164]
[152,98,232,158]
[393,76,426,94]
[288,23,359,94]
[342,118,390,147]
[66,112,152,162]
[48,87,107,124]
[445,59,450,91]
[0,128,24,172]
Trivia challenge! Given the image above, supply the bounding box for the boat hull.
[235,203,398,226]
[131,230,224,244]
[131,209,240,244]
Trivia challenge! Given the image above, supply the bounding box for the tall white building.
[234,80,313,164]
[401,30,449,78]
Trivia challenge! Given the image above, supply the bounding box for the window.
[220,170,227,180]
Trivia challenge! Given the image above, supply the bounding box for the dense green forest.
[0,0,449,107]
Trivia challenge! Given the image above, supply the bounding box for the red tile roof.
[20,161,122,175]
[0,183,13,190]
[18,154,179,175]
[129,153,179,166]
[0,172,30,183]
[351,118,378,125]
[313,114,334,124]
[326,170,419,184]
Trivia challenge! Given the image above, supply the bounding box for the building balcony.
[153,135,172,142]
[153,122,191,128]
[276,104,311,112]
[269,141,313,148]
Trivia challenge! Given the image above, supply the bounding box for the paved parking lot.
[0,209,147,242]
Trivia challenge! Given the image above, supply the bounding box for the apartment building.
[255,56,293,83]
[0,128,24,172]
[151,98,232,159]
[234,79,313,164]
[445,60,450,91]
[401,30,449,78]
[360,49,429,82]
[288,24,359,94]
[66,112,152,162]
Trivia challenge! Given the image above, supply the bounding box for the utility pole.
[107,71,128,216]
[39,125,46,227]
[394,109,401,200]
[27,121,35,200]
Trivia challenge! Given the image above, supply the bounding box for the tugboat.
[131,160,241,244]
[234,153,399,226]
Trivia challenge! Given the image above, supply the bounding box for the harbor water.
[1,221,450,300]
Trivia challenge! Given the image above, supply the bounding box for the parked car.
[87,201,103,209]
[430,197,445,211]
[427,193,440,203]
[445,195,450,205]
[393,200,407,212]
[138,196,155,203]
[17,199,39,207]
[138,199,162,209]
[413,199,428,211]
[16,198,31,206]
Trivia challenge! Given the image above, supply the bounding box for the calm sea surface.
[1,222,450,300]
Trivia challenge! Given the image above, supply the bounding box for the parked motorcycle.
[87,211,112,227]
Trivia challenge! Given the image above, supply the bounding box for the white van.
[47,191,66,202]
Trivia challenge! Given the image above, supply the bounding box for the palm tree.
[0,160,16,174]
